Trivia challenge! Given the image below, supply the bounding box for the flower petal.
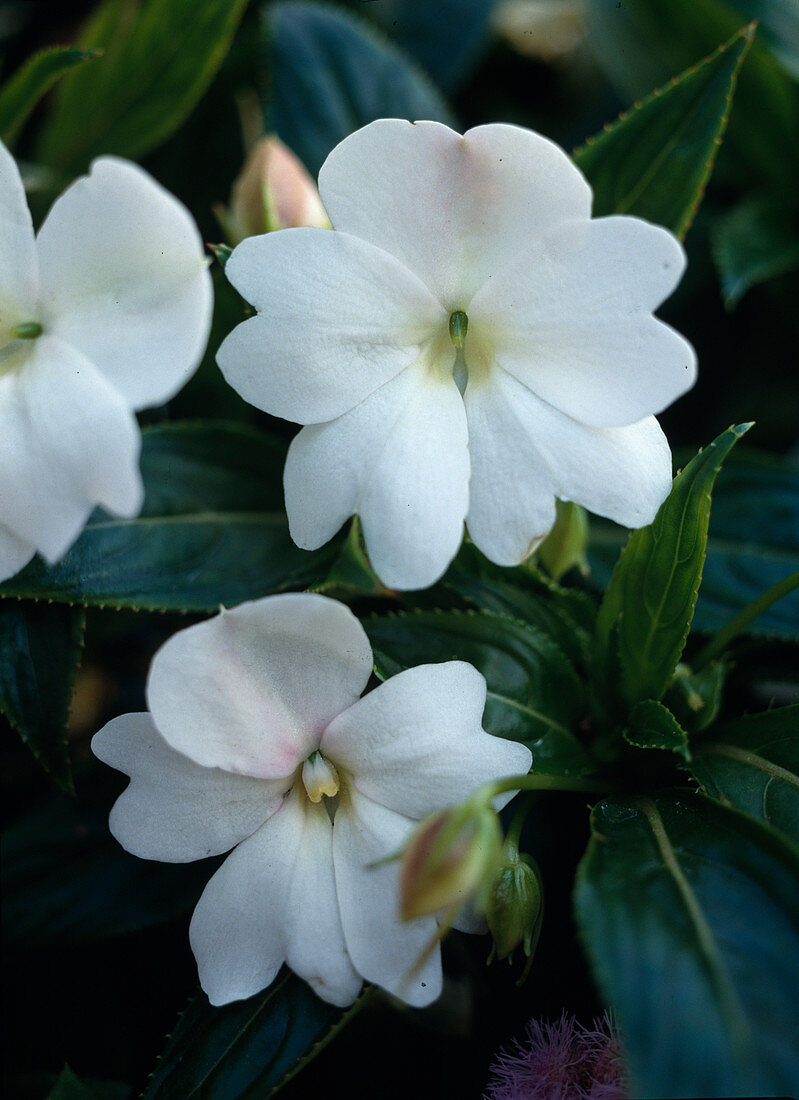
[36,157,212,410]
[469,215,696,428]
[464,370,557,566]
[190,788,361,1006]
[0,335,142,562]
[146,594,373,779]
[319,119,592,309]
[92,713,284,862]
[465,368,673,565]
[323,662,532,819]
[217,228,444,425]
[284,353,469,590]
[334,788,441,1007]
[0,140,38,328]
[0,522,34,584]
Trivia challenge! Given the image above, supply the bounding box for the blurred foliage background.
[1,1,797,1097]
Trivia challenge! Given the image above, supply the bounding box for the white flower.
[0,141,213,582]
[92,592,531,1008]
[217,119,697,591]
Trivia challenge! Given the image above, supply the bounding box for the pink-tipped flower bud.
[400,801,503,921]
[220,136,330,242]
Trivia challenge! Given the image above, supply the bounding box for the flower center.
[448,310,470,394]
[14,321,42,340]
[301,750,340,803]
[448,310,468,349]
[0,319,42,373]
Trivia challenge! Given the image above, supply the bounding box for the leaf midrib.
[639,798,753,1060]
[694,743,799,788]
[487,688,574,740]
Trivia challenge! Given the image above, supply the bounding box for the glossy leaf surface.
[264,1,453,177]
[575,791,799,1096]
[575,24,752,237]
[0,600,85,792]
[691,705,799,845]
[0,423,340,611]
[594,425,750,704]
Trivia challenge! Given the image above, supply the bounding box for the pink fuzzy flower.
[484,1012,629,1100]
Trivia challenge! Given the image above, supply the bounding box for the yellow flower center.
[301,750,340,803]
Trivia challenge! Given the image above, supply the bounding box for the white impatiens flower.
[217,119,697,590]
[92,593,531,1008]
[0,141,212,582]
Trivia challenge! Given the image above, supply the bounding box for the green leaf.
[574,791,799,1096]
[574,23,753,238]
[0,423,340,611]
[46,1066,96,1100]
[594,424,751,706]
[624,699,691,759]
[590,448,799,639]
[365,0,497,91]
[0,600,85,792]
[712,194,799,306]
[35,0,248,171]
[0,46,101,147]
[585,0,799,189]
[143,973,368,1099]
[264,1,454,177]
[664,658,727,733]
[442,542,597,670]
[364,609,595,776]
[1,789,210,944]
[690,706,799,845]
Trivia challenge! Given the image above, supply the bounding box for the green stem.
[486,772,613,801]
[505,801,529,851]
[693,569,799,669]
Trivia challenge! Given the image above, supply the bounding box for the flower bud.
[537,499,589,580]
[486,850,543,963]
[400,802,503,921]
[221,135,330,242]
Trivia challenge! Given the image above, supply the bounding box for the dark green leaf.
[0,422,340,611]
[574,790,799,1096]
[365,609,595,776]
[143,973,368,1099]
[624,699,691,759]
[264,1,454,177]
[1,788,209,944]
[595,424,751,706]
[574,23,753,238]
[35,0,248,171]
[16,1068,130,1100]
[0,46,101,147]
[585,0,799,189]
[691,706,799,845]
[712,194,799,306]
[0,600,85,792]
[365,0,497,91]
[46,1066,97,1100]
[664,658,727,733]
[590,449,799,639]
[442,542,597,670]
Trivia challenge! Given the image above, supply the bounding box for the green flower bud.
[400,801,503,921]
[486,849,543,964]
[537,499,589,580]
